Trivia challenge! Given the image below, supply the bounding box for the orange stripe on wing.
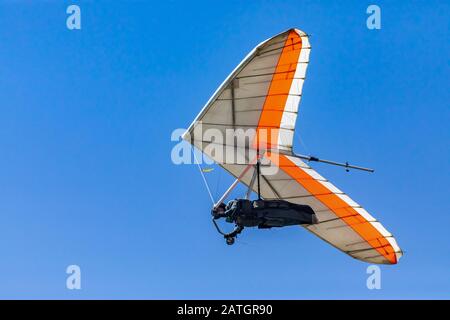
[255,30,302,150]
[267,152,397,264]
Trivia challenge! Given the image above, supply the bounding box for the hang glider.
[182,28,402,264]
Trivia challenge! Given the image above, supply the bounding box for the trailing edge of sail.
[182,29,403,265]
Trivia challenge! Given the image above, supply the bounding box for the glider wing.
[182,28,402,264]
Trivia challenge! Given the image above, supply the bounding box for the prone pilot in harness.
[211,199,318,245]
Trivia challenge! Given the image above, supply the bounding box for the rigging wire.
[215,165,222,201]
[192,147,215,206]
[295,129,310,155]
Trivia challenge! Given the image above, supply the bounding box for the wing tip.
[286,28,309,39]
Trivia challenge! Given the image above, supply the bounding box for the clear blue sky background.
[0,0,448,299]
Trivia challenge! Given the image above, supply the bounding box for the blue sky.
[0,0,448,299]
